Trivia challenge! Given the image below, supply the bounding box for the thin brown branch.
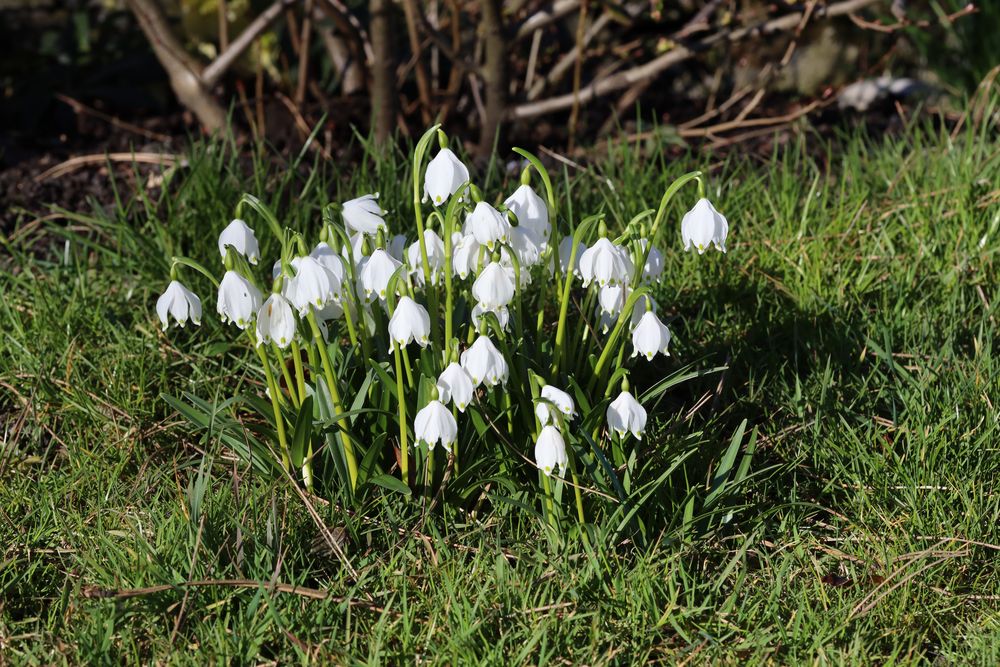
[401,0,434,123]
[203,0,295,87]
[514,0,580,40]
[509,0,883,120]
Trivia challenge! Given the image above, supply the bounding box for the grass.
[2,104,1000,663]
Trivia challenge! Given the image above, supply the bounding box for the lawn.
[2,107,1000,664]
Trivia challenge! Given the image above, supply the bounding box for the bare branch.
[124,0,225,131]
[514,0,580,41]
[510,0,885,120]
[203,0,294,87]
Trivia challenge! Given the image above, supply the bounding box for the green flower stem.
[412,128,442,350]
[540,473,559,536]
[633,171,702,287]
[271,344,300,409]
[425,446,435,502]
[169,256,220,288]
[552,244,579,376]
[250,331,290,471]
[290,341,307,403]
[589,288,649,393]
[306,312,358,491]
[393,343,409,486]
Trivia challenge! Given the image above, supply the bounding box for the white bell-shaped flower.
[406,229,447,286]
[461,336,508,387]
[534,425,568,476]
[504,184,550,240]
[256,293,296,348]
[471,302,510,333]
[579,238,632,287]
[218,219,260,265]
[287,256,339,315]
[217,271,262,329]
[342,193,386,235]
[414,399,458,452]
[631,310,671,360]
[607,390,647,440]
[472,261,515,310]
[423,147,470,205]
[465,201,511,249]
[452,234,482,279]
[388,234,408,262]
[357,249,402,301]
[681,198,729,254]
[552,235,586,276]
[436,363,475,412]
[640,240,664,283]
[534,385,576,427]
[387,296,431,351]
[310,242,348,286]
[156,280,202,330]
[509,226,543,269]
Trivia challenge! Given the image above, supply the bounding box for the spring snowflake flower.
[342,193,386,236]
[217,271,262,329]
[218,219,260,265]
[156,281,202,330]
[681,198,729,254]
[508,226,543,270]
[471,302,510,333]
[461,336,508,387]
[357,249,402,301]
[535,385,576,427]
[310,243,347,286]
[256,293,296,348]
[424,147,469,205]
[579,238,633,287]
[387,296,431,351]
[437,363,475,412]
[607,390,647,439]
[504,183,550,241]
[465,201,511,249]
[534,425,568,476]
[287,256,340,315]
[342,232,368,264]
[472,261,516,310]
[553,235,586,276]
[414,399,458,452]
[406,229,447,286]
[640,240,664,283]
[452,234,482,279]
[631,310,671,360]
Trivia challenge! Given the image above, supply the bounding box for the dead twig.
[34,153,181,182]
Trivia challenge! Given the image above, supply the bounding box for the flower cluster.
[156,127,728,519]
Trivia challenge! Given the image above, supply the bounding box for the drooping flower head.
[157,281,202,330]
[535,384,577,427]
[387,296,431,351]
[579,237,633,287]
[681,198,728,254]
[218,219,260,265]
[217,271,262,329]
[414,400,458,452]
[607,391,647,440]
[504,183,551,241]
[406,229,447,287]
[472,261,516,311]
[631,310,671,361]
[534,425,568,476]
[357,249,402,302]
[437,363,475,412]
[465,201,512,250]
[424,148,470,205]
[460,335,508,387]
[256,293,296,348]
[342,193,386,236]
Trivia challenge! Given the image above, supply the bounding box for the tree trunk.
[369,0,397,145]
[477,0,507,157]
[125,0,226,132]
